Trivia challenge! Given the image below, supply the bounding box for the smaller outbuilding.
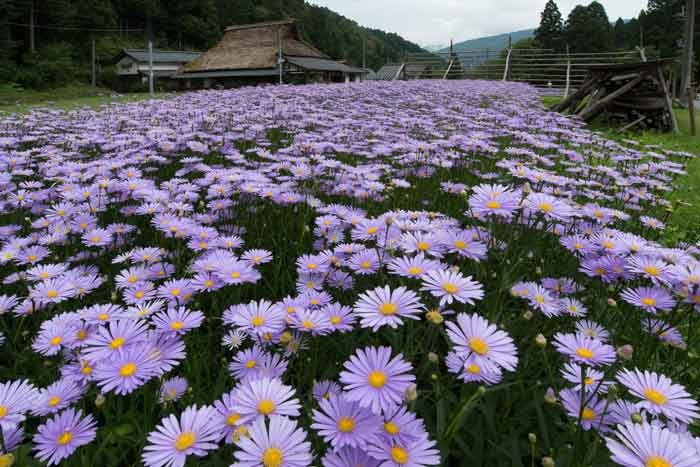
[114,49,201,90]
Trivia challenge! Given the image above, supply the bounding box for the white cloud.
[309,0,648,45]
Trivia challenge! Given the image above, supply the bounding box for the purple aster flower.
[560,297,588,317]
[442,230,487,261]
[222,329,247,350]
[82,319,150,361]
[446,350,502,385]
[29,278,74,306]
[640,216,665,230]
[560,363,610,394]
[213,389,244,444]
[313,380,342,402]
[620,286,676,313]
[226,300,286,338]
[605,422,697,467]
[627,255,671,285]
[617,369,700,424]
[290,308,333,335]
[160,377,188,403]
[322,303,357,333]
[400,232,445,258]
[93,345,159,395]
[232,377,300,424]
[32,379,85,416]
[420,269,484,306]
[151,307,204,335]
[468,183,521,219]
[379,405,426,446]
[575,320,611,342]
[367,432,440,467]
[339,346,415,415]
[552,332,616,367]
[32,319,78,356]
[311,394,382,449]
[228,346,288,382]
[387,253,443,280]
[33,408,97,466]
[559,388,612,432]
[231,415,312,467]
[241,249,273,266]
[445,313,518,375]
[215,259,260,285]
[644,320,686,349]
[142,405,221,467]
[523,192,574,222]
[354,285,424,331]
[322,446,380,467]
[0,379,38,430]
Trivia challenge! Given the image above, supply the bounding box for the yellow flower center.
[81,365,93,375]
[330,316,341,325]
[39,272,49,279]
[170,288,181,296]
[408,266,423,275]
[48,396,61,407]
[487,200,501,209]
[644,266,659,277]
[584,377,594,385]
[0,453,14,467]
[641,297,656,306]
[367,227,378,234]
[538,202,553,213]
[246,360,257,369]
[119,363,137,377]
[644,389,668,406]
[361,261,372,269]
[368,370,387,388]
[302,320,315,329]
[575,348,594,359]
[0,406,7,418]
[174,432,196,451]
[384,421,400,435]
[466,364,481,374]
[28,255,37,261]
[379,303,398,316]
[442,283,459,294]
[307,263,317,270]
[46,290,58,299]
[227,413,241,426]
[391,446,410,464]
[251,316,265,327]
[170,321,185,330]
[262,447,284,467]
[257,399,276,415]
[135,291,145,299]
[57,431,73,445]
[469,337,489,355]
[110,337,125,349]
[337,416,355,433]
[50,336,63,346]
[97,313,109,321]
[417,241,430,251]
[645,456,671,467]
[205,280,214,288]
[582,407,595,420]
[454,240,467,249]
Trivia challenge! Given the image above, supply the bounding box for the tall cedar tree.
[565,2,613,53]
[535,0,564,51]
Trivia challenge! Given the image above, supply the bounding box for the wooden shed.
[114,49,200,90]
[173,20,367,88]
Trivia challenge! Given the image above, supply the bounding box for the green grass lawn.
[0,83,172,114]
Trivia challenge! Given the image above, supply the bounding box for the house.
[374,64,404,80]
[173,20,367,88]
[115,49,200,90]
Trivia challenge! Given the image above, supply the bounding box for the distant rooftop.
[119,49,201,64]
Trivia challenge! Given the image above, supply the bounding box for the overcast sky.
[309,0,648,46]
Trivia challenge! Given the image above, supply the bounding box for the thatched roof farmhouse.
[174,20,368,88]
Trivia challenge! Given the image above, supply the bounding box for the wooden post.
[277,28,284,85]
[443,58,455,80]
[689,86,697,136]
[148,40,154,97]
[578,73,645,121]
[502,48,512,81]
[681,0,696,106]
[91,38,96,88]
[29,0,35,52]
[657,65,680,135]
[564,44,571,98]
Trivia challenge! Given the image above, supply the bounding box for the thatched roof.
[117,49,200,64]
[182,20,326,73]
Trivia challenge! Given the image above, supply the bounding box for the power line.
[8,22,144,32]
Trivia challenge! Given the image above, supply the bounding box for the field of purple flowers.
[0,80,699,467]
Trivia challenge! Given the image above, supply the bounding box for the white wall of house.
[117,57,185,76]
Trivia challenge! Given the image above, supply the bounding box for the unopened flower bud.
[535,267,542,275]
[542,457,555,467]
[404,383,418,402]
[430,373,438,381]
[426,310,444,325]
[428,352,439,364]
[617,344,633,361]
[631,413,643,424]
[111,291,118,302]
[95,394,106,408]
[384,216,394,225]
[523,310,534,321]
[278,331,293,345]
[477,385,487,396]
[535,334,547,348]
[0,453,15,467]
[607,298,617,307]
[528,433,537,444]
[544,387,557,404]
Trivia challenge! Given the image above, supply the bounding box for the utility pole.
[362,37,366,70]
[29,0,35,52]
[277,28,284,85]
[681,0,696,107]
[91,38,96,87]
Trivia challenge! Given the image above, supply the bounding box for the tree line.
[535,0,693,59]
[0,0,424,89]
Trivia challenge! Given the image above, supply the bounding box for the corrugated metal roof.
[375,64,402,80]
[172,69,281,79]
[286,56,356,73]
[122,49,201,64]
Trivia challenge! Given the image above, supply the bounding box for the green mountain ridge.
[440,29,536,53]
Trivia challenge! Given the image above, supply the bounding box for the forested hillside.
[0,0,424,88]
